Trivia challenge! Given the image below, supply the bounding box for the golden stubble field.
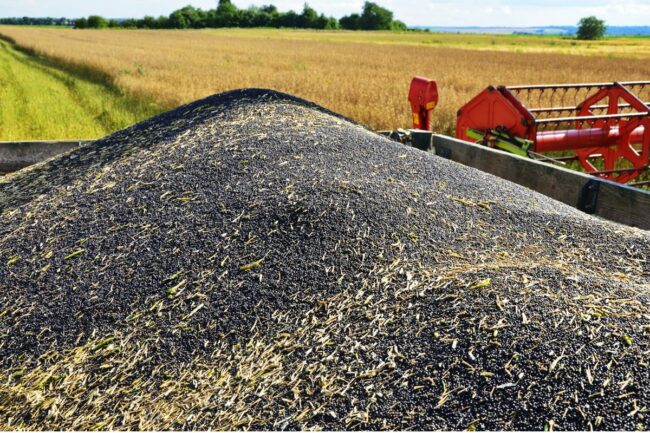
[2,27,650,134]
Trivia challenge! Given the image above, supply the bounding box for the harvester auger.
[408,77,650,186]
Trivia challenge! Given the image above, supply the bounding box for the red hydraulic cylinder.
[536,126,645,152]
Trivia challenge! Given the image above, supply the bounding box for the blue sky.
[1,0,650,27]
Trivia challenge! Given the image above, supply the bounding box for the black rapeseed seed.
[0,89,648,430]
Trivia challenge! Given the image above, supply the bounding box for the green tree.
[324,17,339,30]
[390,20,407,31]
[339,13,361,30]
[216,0,238,19]
[168,6,205,29]
[74,17,88,29]
[577,16,606,40]
[141,15,157,28]
[86,15,108,28]
[156,15,170,28]
[214,0,239,27]
[299,3,319,28]
[121,18,138,28]
[168,10,189,28]
[360,2,392,30]
[260,5,278,14]
[278,10,299,28]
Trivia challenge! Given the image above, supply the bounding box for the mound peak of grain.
[0,89,648,431]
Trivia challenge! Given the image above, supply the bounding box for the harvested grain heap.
[0,90,648,430]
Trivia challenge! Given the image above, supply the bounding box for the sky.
[2,0,650,27]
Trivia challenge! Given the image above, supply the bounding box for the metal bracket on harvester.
[577,178,601,214]
[379,129,434,151]
[466,128,532,157]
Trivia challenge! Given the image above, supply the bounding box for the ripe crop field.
[1,27,650,140]
[207,28,650,59]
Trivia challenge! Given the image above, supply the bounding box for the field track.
[0,37,157,140]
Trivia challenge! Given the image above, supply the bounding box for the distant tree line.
[71,1,407,31]
[0,17,73,26]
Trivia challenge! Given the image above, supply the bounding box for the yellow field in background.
[1,27,650,135]
[207,28,650,59]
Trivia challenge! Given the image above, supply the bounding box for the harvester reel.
[574,86,650,183]
[408,77,650,186]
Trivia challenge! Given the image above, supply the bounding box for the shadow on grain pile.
[0,89,648,430]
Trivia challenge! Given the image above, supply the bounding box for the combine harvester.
[401,77,650,228]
